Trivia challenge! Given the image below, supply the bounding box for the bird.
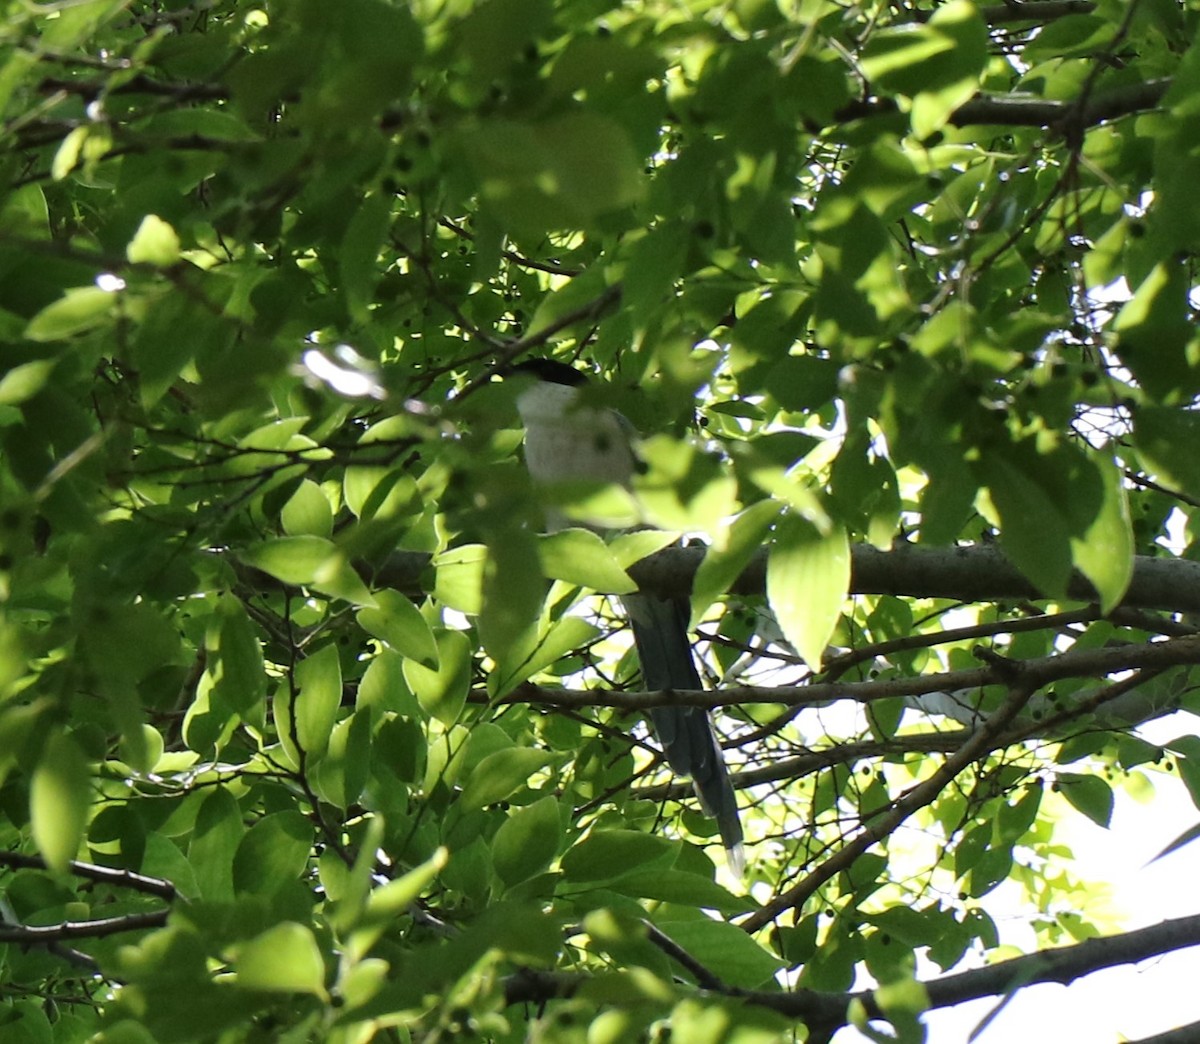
[509,357,745,875]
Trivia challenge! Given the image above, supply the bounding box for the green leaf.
[997,785,1043,845]
[295,644,342,759]
[433,544,486,615]
[1069,453,1133,612]
[1114,264,1197,401]
[490,615,602,695]
[492,795,562,887]
[126,214,181,267]
[691,499,781,628]
[461,748,557,810]
[953,824,989,879]
[480,526,544,661]
[873,977,931,1022]
[281,479,334,537]
[313,559,376,607]
[537,529,637,593]
[560,829,679,884]
[39,0,128,49]
[982,448,1073,598]
[582,908,671,977]
[0,183,49,238]
[422,723,471,804]
[31,732,90,872]
[343,466,418,521]
[919,453,978,545]
[340,193,391,324]
[612,868,756,916]
[349,848,448,952]
[403,629,472,725]
[24,286,114,341]
[188,787,244,902]
[457,0,551,88]
[635,435,739,535]
[1056,772,1114,828]
[234,922,327,997]
[1134,406,1200,500]
[242,536,374,605]
[861,0,986,99]
[242,535,340,585]
[51,126,87,180]
[465,111,643,234]
[132,292,229,407]
[358,649,420,719]
[766,516,850,669]
[0,358,56,406]
[209,595,266,716]
[313,709,373,808]
[607,529,681,567]
[621,224,687,328]
[232,811,313,896]
[653,919,784,989]
[357,590,438,667]
[908,1,989,137]
[140,107,260,142]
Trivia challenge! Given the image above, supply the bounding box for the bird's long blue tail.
[622,592,744,875]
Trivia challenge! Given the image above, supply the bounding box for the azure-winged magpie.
[511,357,744,875]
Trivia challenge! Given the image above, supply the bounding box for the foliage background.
[2,0,1200,1041]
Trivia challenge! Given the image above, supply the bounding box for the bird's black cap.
[506,358,589,387]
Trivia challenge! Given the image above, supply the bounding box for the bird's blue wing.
[623,592,744,874]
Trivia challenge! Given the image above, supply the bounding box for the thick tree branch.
[502,911,1200,1037]
[378,542,1200,615]
[743,911,1200,1032]
[1128,1019,1200,1044]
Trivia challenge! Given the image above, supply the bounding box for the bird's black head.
[506,358,589,387]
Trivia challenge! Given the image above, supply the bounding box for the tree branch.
[503,633,1200,711]
[738,681,1036,932]
[0,909,170,943]
[832,78,1169,130]
[0,852,177,901]
[909,0,1097,23]
[1127,1018,1200,1044]
[377,542,1200,615]
[741,911,1200,1031]
[501,910,1200,1037]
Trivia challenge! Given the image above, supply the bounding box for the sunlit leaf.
[24,286,114,341]
[357,590,438,667]
[403,629,473,725]
[234,923,328,997]
[295,643,342,759]
[31,732,90,872]
[766,516,850,670]
[281,479,334,538]
[691,499,780,628]
[538,529,637,593]
[126,214,182,267]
